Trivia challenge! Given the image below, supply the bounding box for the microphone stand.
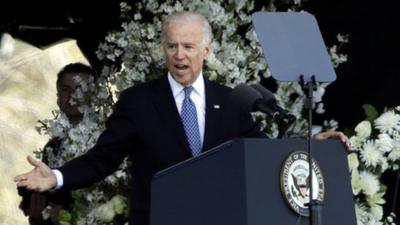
[300,75,323,225]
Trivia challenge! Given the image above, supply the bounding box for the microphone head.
[250,83,294,122]
[250,84,276,103]
[231,83,263,112]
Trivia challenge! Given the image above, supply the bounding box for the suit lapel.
[203,80,222,152]
[152,76,192,158]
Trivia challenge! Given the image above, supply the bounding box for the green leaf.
[362,104,379,122]
[59,222,71,225]
[59,209,72,222]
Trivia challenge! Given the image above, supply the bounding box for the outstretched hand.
[313,130,351,151]
[14,155,57,192]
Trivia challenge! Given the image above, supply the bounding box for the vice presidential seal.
[280,151,325,216]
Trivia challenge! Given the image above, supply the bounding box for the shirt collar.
[168,72,205,98]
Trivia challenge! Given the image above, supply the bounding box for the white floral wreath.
[349,106,399,225]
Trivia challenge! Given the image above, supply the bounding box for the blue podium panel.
[150,139,356,225]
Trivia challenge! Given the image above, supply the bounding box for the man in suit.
[18,63,97,225]
[15,11,349,225]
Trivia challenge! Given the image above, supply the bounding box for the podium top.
[252,12,336,82]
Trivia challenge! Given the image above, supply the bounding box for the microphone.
[231,83,296,138]
[250,84,294,121]
[231,83,295,122]
[231,83,271,114]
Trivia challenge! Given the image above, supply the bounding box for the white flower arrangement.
[349,106,400,225]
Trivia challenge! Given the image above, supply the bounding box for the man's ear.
[203,42,212,60]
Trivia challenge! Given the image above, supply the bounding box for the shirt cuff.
[52,169,64,190]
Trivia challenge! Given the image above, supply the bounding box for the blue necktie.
[181,86,202,156]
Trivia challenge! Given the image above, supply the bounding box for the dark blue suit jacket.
[59,75,265,225]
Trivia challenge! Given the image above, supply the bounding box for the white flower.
[367,220,382,225]
[380,158,389,173]
[359,171,380,196]
[355,121,372,139]
[206,53,224,72]
[366,191,385,206]
[337,33,349,43]
[312,86,325,103]
[376,133,393,152]
[323,119,338,131]
[67,128,82,142]
[348,153,359,172]
[120,2,130,10]
[95,202,115,222]
[315,103,325,114]
[351,171,362,195]
[350,136,364,151]
[105,174,117,185]
[111,195,127,214]
[374,111,400,134]
[369,205,383,222]
[329,43,348,67]
[388,140,400,162]
[134,13,142,20]
[360,140,383,167]
[230,0,247,11]
[355,203,369,225]
[42,205,52,220]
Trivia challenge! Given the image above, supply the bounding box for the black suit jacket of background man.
[58,75,265,225]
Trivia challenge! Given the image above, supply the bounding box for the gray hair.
[161,11,212,47]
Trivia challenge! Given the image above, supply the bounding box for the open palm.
[14,156,57,192]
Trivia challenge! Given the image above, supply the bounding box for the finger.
[345,138,351,150]
[14,175,25,182]
[337,132,351,151]
[337,132,346,142]
[16,179,31,188]
[14,172,30,182]
[341,135,347,145]
[27,155,44,168]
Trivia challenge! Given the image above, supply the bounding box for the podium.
[150,138,357,225]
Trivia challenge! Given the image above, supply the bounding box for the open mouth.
[175,64,189,70]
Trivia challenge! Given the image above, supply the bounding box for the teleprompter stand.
[252,12,342,225]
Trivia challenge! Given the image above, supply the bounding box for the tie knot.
[184,86,194,98]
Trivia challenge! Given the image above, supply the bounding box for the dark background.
[1,0,399,220]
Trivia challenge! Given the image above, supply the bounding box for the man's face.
[56,73,85,119]
[163,19,211,86]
